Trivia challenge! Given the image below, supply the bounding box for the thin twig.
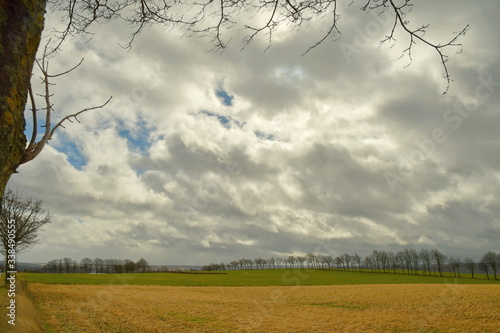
[49,96,113,140]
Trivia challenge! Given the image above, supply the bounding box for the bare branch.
[49,96,113,140]
[22,41,112,164]
[215,0,228,49]
[48,58,84,78]
[242,0,280,48]
[44,0,469,92]
[284,0,299,15]
[302,1,340,55]
[380,0,470,94]
[26,85,38,153]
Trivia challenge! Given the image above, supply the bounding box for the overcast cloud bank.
[11,0,500,264]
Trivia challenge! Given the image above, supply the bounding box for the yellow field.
[27,283,500,333]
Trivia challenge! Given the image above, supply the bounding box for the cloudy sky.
[10,0,500,265]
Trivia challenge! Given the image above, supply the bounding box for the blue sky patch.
[216,89,234,106]
[200,110,244,129]
[24,110,48,144]
[117,117,154,154]
[201,110,230,126]
[24,122,35,141]
[255,131,275,141]
[24,108,89,170]
[55,138,87,170]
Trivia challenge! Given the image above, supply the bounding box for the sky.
[9,0,500,265]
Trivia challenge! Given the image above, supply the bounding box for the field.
[17,269,500,286]
[2,270,499,332]
[26,283,500,332]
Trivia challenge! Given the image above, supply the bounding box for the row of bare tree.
[43,257,150,274]
[204,249,499,280]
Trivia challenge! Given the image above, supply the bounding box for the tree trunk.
[0,0,46,199]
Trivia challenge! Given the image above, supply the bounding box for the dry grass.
[13,287,43,332]
[1,281,42,333]
[27,283,500,333]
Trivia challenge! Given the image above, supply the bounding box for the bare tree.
[409,249,420,275]
[80,257,93,273]
[62,257,73,273]
[268,257,276,269]
[112,259,124,274]
[448,257,462,278]
[338,255,346,270]
[334,256,342,270]
[46,259,59,273]
[387,250,397,274]
[0,188,51,282]
[324,255,334,269]
[479,259,490,280]
[136,258,150,273]
[455,257,462,278]
[363,256,374,272]
[71,259,79,273]
[419,249,432,276]
[296,256,306,269]
[93,258,105,274]
[431,248,447,277]
[402,249,413,274]
[306,253,316,269]
[352,253,362,272]
[276,257,284,269]
[341,253,352,271]
[379,251,389,273]
[247,258,254,270]
[0,1,470,198]
[395,251,405,274]
[57,259,63,273]
[316,255,325,269]
[481,251,498,280]
[319,254,331,269]
[371,251,383,271]
[124,259,135,273]
[464,257,476,279]
[287,255,297,269]
[104,259,114,273]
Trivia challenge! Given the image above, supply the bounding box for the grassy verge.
[0,284,12,332]
[0,279,42,332]
[18,269,500,286]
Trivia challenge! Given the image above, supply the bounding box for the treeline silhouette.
[203,249,499,280]
[42,257,150,274]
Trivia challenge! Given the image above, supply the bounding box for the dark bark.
[0,0,45,199]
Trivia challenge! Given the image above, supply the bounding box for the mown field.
[17,269,500,286]
[26,283,500,332]
[2,270,499,332]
